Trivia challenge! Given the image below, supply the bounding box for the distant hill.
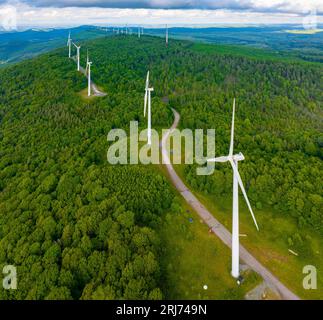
[1,25,323,67]
[0,26,109,66]
[146,25,323,63]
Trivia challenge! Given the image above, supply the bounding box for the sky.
[0,0,322,28]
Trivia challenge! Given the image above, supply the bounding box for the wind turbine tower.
[67,32,72,58]
[207,99,259,280]
[138,27,141,38]
[144,71,154,146]
[86,50,92,97]
[73,43,81,71]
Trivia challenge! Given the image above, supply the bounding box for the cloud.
[1,0,322,27]
[1,0,322,14]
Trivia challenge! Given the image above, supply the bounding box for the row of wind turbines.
[67,32,93,97]
[67,25,168,97]
[67,29,258,282]
[144,71,259,281]
[113,24,169,46]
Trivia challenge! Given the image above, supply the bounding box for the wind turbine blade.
[207,156,230,163]
[146,71,149,90]
[229,159,259,231]
[229,98,235,156]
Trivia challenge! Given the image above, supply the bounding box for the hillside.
[0,35,322,299]
[0,26,108,66]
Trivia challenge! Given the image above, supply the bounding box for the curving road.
[72,57,107,97]
[161,108,300,300]
[79,65,107,97]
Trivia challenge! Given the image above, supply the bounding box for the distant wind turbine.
[207,98,259,280]
[67,31,72,58]
[144,71,154,146]
[73,43,81,71]
[138,27,141,38]
[86,50,92,97]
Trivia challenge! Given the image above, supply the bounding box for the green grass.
[159,194,262,299]
[173,164,323,300]
[78,86,106,100]
[78,88,96,100]
[153,163,262,300]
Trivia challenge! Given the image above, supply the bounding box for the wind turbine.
[86,50,92,97]
[138,26,141,38]
[67,31,72,58]
[73,43,81,71]
[166,24,168,47]
[144,71,154,146]
[207,99,259,280]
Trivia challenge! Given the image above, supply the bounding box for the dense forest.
[0,45,173,299]
[0,34,322,299]
[85,35,322,233]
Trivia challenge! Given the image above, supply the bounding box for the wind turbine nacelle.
[232,153,245,162]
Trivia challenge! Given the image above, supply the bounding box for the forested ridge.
[0,35,322,299]
[86,35,322,233]
[0,45,173,299]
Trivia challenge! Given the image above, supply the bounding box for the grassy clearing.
[78,88,97,100]
[78,87,106,100]
[173,164,323,300]
[159,194,261,299]
[154,164,262,300]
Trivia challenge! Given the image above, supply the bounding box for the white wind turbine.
[73,43,81,71]
[207,98,259,280]
[144,71,154,146]
[67,31,72,58]
[86,50,92,97]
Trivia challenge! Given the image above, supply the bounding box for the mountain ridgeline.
[0,35,322,299]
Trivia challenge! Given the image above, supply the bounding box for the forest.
[85,35,322,233]
[0,34,322,299]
